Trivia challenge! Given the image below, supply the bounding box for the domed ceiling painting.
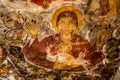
[0,0,120,80]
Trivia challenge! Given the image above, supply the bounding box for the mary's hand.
[45,47,51,54]
[45,47,57,62]
[76,51,91,70]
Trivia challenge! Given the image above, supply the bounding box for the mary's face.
[58,17,76,33]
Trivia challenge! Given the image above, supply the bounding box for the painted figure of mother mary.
[22,6,103,71]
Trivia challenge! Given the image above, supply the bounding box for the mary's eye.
[60,21,65,24]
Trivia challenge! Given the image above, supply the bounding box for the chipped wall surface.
[0,0,120,80]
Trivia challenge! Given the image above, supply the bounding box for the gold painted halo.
[52,6,83,33]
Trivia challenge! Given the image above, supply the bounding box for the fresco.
[0,0,120,80]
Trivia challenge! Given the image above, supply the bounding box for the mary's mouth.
[62,30,73,32]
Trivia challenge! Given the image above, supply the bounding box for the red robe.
[22,33,103,71]
[31,0,54,6]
